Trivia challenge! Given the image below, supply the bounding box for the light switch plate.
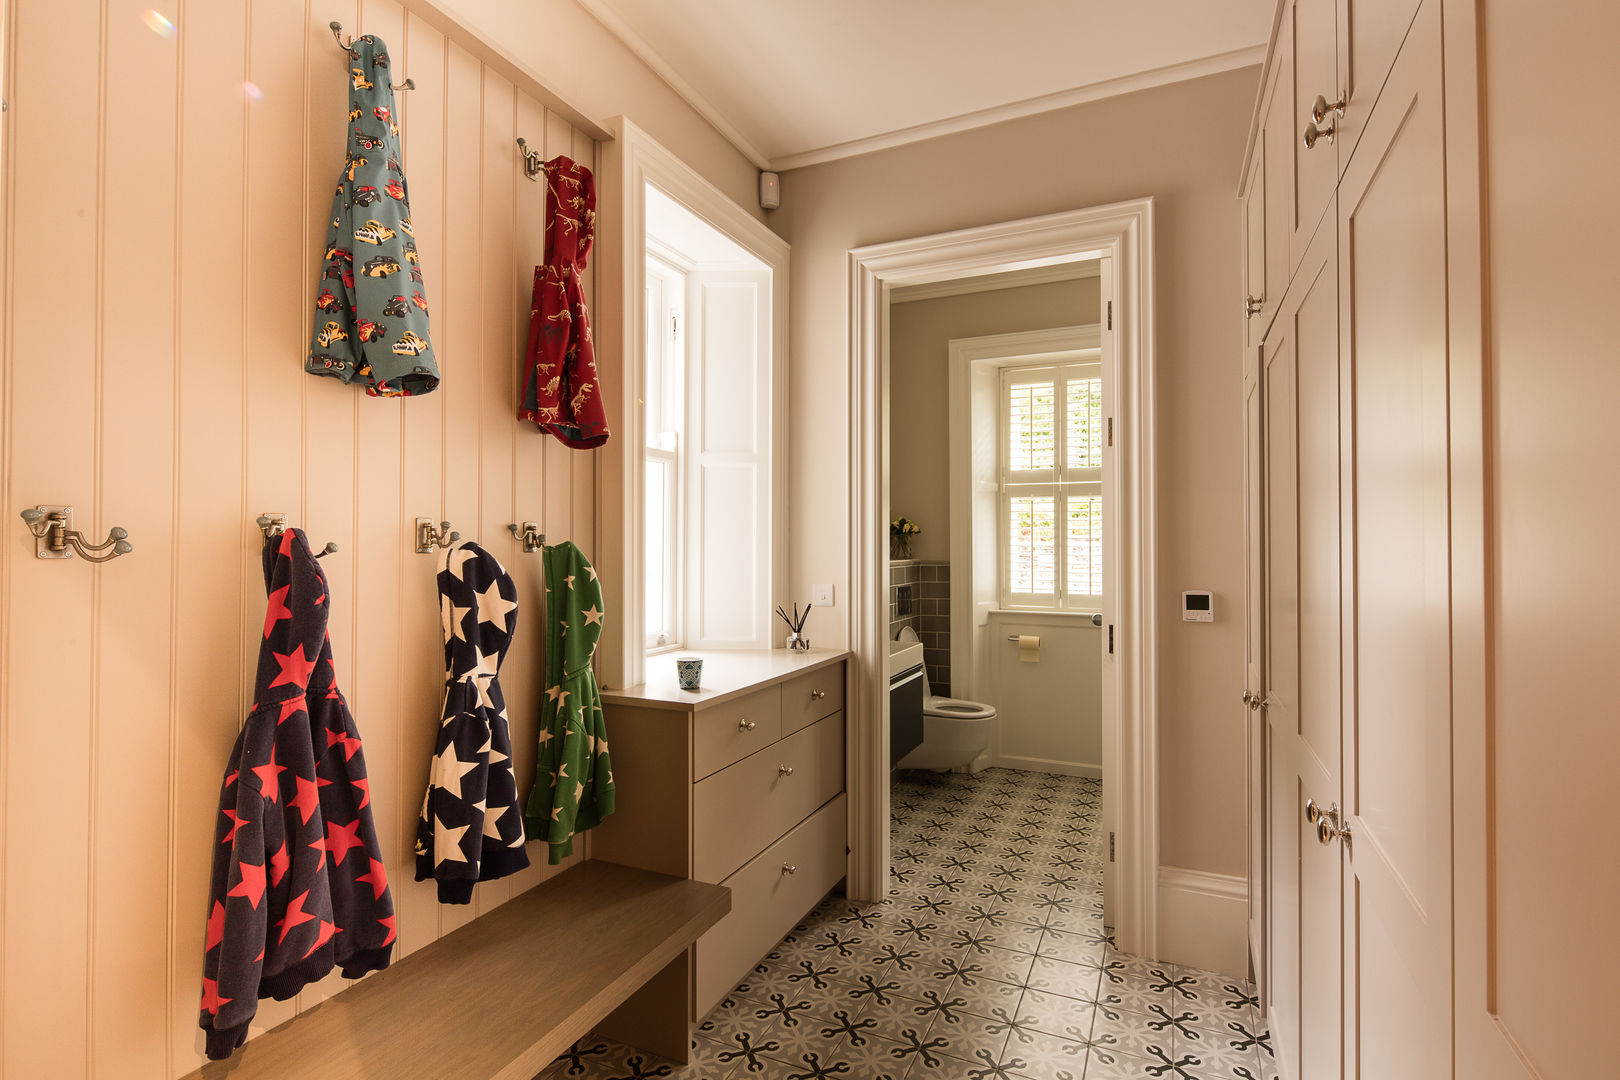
[812,583,834,607]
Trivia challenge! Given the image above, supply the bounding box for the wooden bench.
[185,861,730,1080]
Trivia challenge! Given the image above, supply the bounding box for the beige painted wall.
[442,0,765,222]
[0,2,596,1074]
[889,277,1102,562]
[772,66,1259,878]
[1480,2,1620,1071]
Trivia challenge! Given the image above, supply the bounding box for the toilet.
[893,626,996,771]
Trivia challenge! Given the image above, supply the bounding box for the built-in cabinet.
[1240,2,1456,1077]
[590,653,849,1018]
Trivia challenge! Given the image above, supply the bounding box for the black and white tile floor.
[539,768,1276,1080]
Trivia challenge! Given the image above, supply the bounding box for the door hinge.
[671,314,679,337]
[1107,300,1113,330]
[1109,831,1116,862]
[1108,624,1115,654]
[1107,417,1114,447]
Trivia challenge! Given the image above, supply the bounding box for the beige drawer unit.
[781,666,844,736]
[591,653,850,1020]
[692,685,782,781]
[693,712,844,883]
[696,794,848,1015]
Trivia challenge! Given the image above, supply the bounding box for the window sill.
[646,642,686,658]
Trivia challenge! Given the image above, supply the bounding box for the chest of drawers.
[590,652,849,1016]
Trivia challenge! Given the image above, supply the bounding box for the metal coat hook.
[19,506,132,564]
[508,521,545,552]
[330,21,415,90]
[257,513,340,558]
[415,518,460,554]
[515,138,545,181]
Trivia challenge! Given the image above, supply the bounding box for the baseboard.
[990,754,1103,779]
[1156,865,1249,978]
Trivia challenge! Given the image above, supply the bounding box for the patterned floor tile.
[999,1028,1088,1080]
[1015,989,1096,1041]
[538,769,1270,1080]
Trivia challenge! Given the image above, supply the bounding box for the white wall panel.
[0,1,595,1073]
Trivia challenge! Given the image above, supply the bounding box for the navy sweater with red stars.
[198,529,395,1060]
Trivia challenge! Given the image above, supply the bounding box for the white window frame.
[596,119,792,691]
[643,255,685,652]
[999,355,1104,612]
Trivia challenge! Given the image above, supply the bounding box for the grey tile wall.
[890,560,951,697]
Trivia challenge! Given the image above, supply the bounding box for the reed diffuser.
[776,603,812,651]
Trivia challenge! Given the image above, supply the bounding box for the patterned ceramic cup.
[675,656,703,691]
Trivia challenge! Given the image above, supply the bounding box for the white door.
[1336,5,1452,1077]
[1097,258,1117,930]
[1264,211,1342,1080]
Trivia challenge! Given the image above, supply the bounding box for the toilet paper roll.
[1018,634,1041,663]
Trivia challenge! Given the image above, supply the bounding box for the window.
[644,257,684,650]
[1001,360,1104,609]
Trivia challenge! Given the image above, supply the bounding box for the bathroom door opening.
[882,257,1117,926]
[847,201,1160,960]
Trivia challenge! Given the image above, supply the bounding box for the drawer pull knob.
[738,719,757,732]
[810,689,827,700]
[778,764,795,777]
[782,863,798,876]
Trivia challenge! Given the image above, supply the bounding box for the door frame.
[845,199,1161,959]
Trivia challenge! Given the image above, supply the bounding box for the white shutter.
[683,268,773,649]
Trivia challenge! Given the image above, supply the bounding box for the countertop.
[600,648,850,711]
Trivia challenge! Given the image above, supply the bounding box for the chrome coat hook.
[515,137,545,180]
[508,521,545,552]
[330,21,415,90]
[415,518,460,554]
[20,505,132,564]
[256,513,340,558]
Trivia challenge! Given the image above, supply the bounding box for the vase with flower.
[890,516,921,560]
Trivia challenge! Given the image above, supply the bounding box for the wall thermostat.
[1182,590,1214,622]
[759,170,781,210]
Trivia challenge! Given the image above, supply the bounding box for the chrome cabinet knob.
[738,719,757,732]
[1303,117,1337,149]
[810,689,827,700]
[1247,694,1269,712]
[1311,92,1347,124]
[1242,689,1254,705]
[778,764,795,777]
[1244,295,1264,319]
[782,863,798,876]
[1306,799,1348,846]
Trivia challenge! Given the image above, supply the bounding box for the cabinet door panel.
[1242,346,1267,997]
[1292,0,1338,273]
[1337,4,1451,1078]
[1335,0,1425,174]
[1264,215,1342,1080]
[1242,157,1267,349]
[1262,30,1293,338]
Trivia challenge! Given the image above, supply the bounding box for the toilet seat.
[924,696,996,720]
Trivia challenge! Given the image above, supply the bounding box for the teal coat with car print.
[306,35,439,397]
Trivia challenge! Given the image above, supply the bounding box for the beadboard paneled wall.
[0,1,597,1075]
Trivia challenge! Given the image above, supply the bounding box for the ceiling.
[576,0,1274,169]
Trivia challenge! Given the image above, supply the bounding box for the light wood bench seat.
[186,860,730,1080]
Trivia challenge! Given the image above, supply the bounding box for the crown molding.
[573,0,774,169]
[771,44,1265,172]
[572,1,1264,178]
[890,259,1101,304]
